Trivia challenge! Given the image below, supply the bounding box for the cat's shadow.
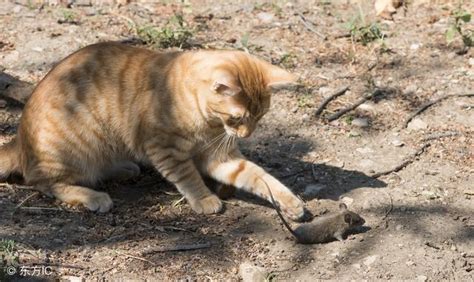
[106,135,386,223]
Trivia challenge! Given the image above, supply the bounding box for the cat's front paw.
[189,194,223,214]
[280,195,305,221]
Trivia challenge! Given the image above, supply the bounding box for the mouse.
[260,177,365,244]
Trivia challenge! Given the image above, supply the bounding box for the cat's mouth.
[223,125,238,137]
[224,125,252,138]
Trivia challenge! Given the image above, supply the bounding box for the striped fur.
[0,42,304,220]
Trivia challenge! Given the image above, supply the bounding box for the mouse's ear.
[339,203,348,210]
[344,214,352,224]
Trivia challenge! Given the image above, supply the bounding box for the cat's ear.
[260,61,298,92]
[211,74,242,96]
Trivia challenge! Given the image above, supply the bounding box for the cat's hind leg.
[43,183,113,213]
[100,161,141,182]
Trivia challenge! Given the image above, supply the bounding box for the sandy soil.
[0,1,473,281]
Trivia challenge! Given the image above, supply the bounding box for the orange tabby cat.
[0,42,305,220]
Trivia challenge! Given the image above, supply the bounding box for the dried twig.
[326,89,383,122]
[422,131,460,142]
[18,207,63,212]
[0,182,36,190]
[122,253,156,266]
[403,94,474,128]
[382,191,393,220]
[297,13,326,40]
[371,143,431,178]
[15,192,39,209]
[141,242,211,255]
[315,86,350,116]
[424,241,441,250]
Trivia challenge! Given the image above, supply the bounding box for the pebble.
[341,196,354,206]
[239,262,267,282]
[416,275,428,281]
[356,146,374,154]
[351,118,369,128]
[406,260,415,266]
[391,139,404,147]
[303,184,326,198]
[421,190,439,199]
[61,276,84,282]
[403,84,418,95]
[0,100,6,108]
[410,43,422,50]
[363,255,378,267]
[301,113,310,122]
[469,58,474,67]
[256,12,274,23]
[396,224,404,231]
[407,118,428,131]
[358,103,375,111]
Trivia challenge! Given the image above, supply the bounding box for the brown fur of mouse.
[290,203,365,244]
[261,176,365,244]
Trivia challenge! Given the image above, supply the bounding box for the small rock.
[403,84,418,95]
[0,100,6,108]
[301,113,310,122]
[351,118,369,128]
[416,275,428,281]
[356,147,374,154]
[396,224,404,231]
[13,5,22,13]
[239,262,267,282]
[352,263,361,269]
[363,255,378,267]
[407,118,428,131]
[406,260,415,266]
[468,57,474,67]
[341,197,354,206]
[348,130,362,137]
[303,184,326,198]
[410,43,421,50]
[358,103,376,111]
[421,190,439,200]
[256,12,274,23]
[61,276,85,282]
[391,139,404,147]
[451,245,457,251]
[32,47,43,52]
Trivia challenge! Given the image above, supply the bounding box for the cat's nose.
[237,128,251,138]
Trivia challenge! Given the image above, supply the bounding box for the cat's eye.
[227,116,242,125]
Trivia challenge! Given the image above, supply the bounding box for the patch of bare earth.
[0,1,473,280]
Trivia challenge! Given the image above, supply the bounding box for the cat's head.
[200,52,296,138]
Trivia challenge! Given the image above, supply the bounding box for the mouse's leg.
[334,231,344,242]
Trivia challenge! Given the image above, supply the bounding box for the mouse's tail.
[0,138,21,180]
[256,176,299,239]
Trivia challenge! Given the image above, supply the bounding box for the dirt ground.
[0,0,473,281]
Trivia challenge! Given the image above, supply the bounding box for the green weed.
[446,8,473,47]
[136,13,193,49]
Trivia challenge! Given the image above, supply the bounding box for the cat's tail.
[0,138,21,180]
